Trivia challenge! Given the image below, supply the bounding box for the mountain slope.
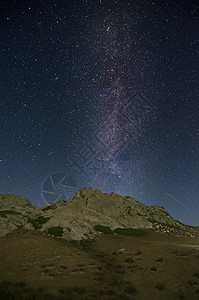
[0,188,197,240]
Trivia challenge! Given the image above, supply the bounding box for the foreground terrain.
[0,229,199,300]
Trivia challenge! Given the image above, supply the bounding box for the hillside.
[1,189,199,299]
[0,188,197,240]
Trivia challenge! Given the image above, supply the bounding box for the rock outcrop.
[0,188,197,240]
[0,194,33,209]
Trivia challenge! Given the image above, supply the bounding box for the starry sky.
[1,0,198,225]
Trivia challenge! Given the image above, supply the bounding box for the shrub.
[96,275,104,281]
[125,284,137,294]
[59,265,68,270]
[47,226,64,237]
[188,280,198,286]
[0,280,54,300]
[114,228,146,236]
[107,289,116,296]
[0,210,20,218]
[28,215,51,229]
[98,289,106,296]
[148,217,157,223]
[93,225,113,234]
[193,271,199,278]
[59,287,74,297]
[120,294,129,299]
[156,257,163,262]
[116,268,125,274]
[155,283,165,290]
[135,251,143,256]
[15,281,26,288]
[109,277,122,286]
[124,257,134,263]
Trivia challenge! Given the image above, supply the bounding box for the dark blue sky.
[0,0,198,225]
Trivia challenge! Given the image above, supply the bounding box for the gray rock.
[0,188,196,240]
[0,194,33,209]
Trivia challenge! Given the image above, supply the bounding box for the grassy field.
[0,229,199,299]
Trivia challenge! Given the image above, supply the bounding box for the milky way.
[76,1,157,179]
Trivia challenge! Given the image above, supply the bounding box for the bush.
[193,271,199,278]
[107,289,116,296]
[47,226,64,237]
[156,257,163,262]
[93,225,113,234]
[114,228,146,236]
[98,289,106,296]
[125,284,137,294]
[0,210,20,218]
[155,283,165,290]
[59,287,74,298]
[124,257,134,263]
[73,286,86,294]
[0,280,54,300]
[28,215,51,229]
[59,265,67,270]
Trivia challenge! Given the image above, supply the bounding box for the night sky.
[1,0,198,225]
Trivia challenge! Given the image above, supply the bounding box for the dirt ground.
[0,229,199,299]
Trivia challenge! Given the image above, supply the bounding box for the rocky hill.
[0,188,197,240]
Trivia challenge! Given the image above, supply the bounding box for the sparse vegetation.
[148,217,157,223]
[155,283,165,290]
[193,271,199,278]
[114,227,146,236]
[179,295,186,300]
[124,257,134,263]
[73,286,86,294]
[106,289,116,295]
[0,210,20,218]
[156,257,163,262]
[120,293,129,299]
[188,279,198,286]
[59,265,67,270]
[93,225,146,236]
[124,283,137,294]
[98,289,106,296]
[47,226,64,237]
[58,287,74,298]
[95,273,104,281]
[135,250,143,256]
[0,280,54,300]
[0,197,198,300]
[28,215,51,229]
[171,249,189,257]
[93,224,113,234]
[43,269,49,273]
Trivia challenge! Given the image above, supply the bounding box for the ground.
[0,229,199,299]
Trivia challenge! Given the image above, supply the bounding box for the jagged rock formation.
[0,194,33,209]
[0,194,35,237]
[0,188,197,240]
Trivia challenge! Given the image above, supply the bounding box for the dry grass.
[0,229,199,299]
